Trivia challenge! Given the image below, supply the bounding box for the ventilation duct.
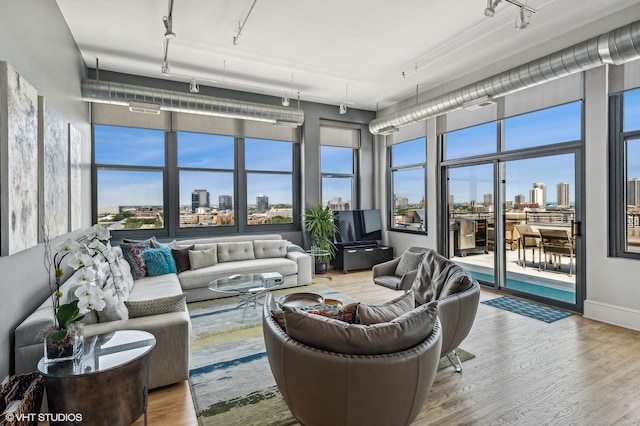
[370,20,640,135]
[81,79,305,127]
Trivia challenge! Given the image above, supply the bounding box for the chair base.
[446,350,463,373]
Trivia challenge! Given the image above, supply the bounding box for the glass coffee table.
[209,274,283,322]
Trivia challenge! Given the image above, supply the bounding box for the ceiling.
[56,0,639,112]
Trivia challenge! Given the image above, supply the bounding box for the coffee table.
[209,274,282,321]
[37,330,155,426]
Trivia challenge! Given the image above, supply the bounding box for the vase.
[43,323,84,363]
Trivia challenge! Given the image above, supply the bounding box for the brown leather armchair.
[411,248,480,372]
[262,294,443,426]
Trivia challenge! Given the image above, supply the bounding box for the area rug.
[482,296,573,323]
[188,286,475,426]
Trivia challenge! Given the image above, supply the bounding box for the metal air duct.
[370,20,640,134]
[81,79,305,127]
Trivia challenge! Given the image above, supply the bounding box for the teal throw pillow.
[143,247,177,277]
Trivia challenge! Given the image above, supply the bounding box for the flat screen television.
[359,209,382,241]
[334,210,358,244]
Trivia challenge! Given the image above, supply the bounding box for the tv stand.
[331,242,393,273]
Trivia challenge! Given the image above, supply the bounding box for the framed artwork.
[69,123,81,231]
[0,62,39,256]
[38,96,69,240]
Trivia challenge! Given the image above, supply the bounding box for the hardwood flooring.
[134,269,640,425]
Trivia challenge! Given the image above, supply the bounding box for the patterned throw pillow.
[120,242,151,280]
[395,251,425,277]
[143,247,177,277]
[272,302,359,331]
[125,293,187,318]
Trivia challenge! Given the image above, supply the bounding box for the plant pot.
[315,262,328,274]
[43,323,84,363]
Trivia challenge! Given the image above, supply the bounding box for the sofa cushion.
[395,250,424,277]
[282,300,438,355]
[217,242,255,263]
[189,246,217,270]
[171,245,194,273]
[357,291,415,325]
[143,247,177,277]
[120,242,151,280]
[125,293,187,318]
[272,302,359,331]
[253,240,287,259]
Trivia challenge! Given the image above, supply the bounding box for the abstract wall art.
[68,123,81,231]
[38,96,69,240]
[0,62,39,256]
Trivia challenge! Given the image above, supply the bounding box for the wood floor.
[134,269,640,426]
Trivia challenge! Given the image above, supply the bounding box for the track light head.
[515,7,530,29]
[163,16,176,39]
[484,0,501,17]
[282,93,290,107]
[161,61,171,76]
[339,103,347,115]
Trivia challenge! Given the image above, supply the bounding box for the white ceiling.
[56,0,639,111]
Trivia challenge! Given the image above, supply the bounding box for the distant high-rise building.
[256,194,269,213]
[533,182,547,207]
[505,200,514,210]
[627,178,640,207]
[219,195,232,211]
[557,182,570,207]
[483,193,492,206]
[515,194,526,205]
[396,196,409,207]
[329,197,350,211]
[530,188,543,207]
[191,189,210,213]
[449,194,454,206]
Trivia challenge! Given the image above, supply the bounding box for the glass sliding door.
[447,163,495,285]
[503,153,577,304]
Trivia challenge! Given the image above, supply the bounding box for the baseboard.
[583,299,640,332]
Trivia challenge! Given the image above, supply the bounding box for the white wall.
[0,1,91,378]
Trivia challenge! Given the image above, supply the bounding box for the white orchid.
[74,283,107,312]
[86,224,111,241]
[53,238,81,255]
[68,252,94,270]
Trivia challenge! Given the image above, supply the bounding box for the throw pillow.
[151,239,179,249]
[122,236,156,245]
[189,246,217,270]
[171,245,194,273]
[282,300,438,355]
[271,302,359,332]
[357,291,415,325]
[217,242,255,263]
[395,250,425,277]
[143,247,177,277]
[120,242,151,280]
[253,240,288,259]
[125,293,187,318]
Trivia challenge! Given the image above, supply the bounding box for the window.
[444,122,497,160]
[611,88,640,257]
[245,138,294,225]
[389,137,426,232]
[178,132,235,228]
[94,125,165,230]
[321,146,354,211]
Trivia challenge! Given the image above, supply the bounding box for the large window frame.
[387,137,427,234]
[609,87,640,259]
[92,124,300,239]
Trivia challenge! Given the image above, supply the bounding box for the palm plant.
[303,204,338,268]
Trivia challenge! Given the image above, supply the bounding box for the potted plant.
[303,204,338,274]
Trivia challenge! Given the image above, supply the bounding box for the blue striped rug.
[188,285,356,426]
[482,296,572,323]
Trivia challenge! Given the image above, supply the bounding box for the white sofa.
[14,233,312,389]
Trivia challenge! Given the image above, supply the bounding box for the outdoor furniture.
[539,228,575,276]
[514,224,541,267]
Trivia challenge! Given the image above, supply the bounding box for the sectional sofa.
[14,233,312,389]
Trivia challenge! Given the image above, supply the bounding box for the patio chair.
[539,228,574,276]
[513,224,540,268]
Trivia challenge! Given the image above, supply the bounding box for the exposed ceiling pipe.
[370,20,640,135]
[81,79,305,127]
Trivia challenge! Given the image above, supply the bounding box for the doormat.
[482,296,573,323]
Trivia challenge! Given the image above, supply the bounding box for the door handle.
[571,220,581,237]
